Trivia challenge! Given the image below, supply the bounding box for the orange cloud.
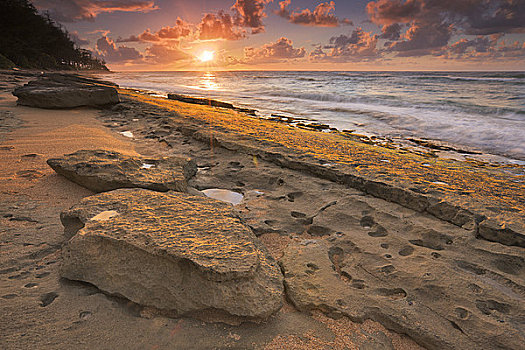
[117,18,191,43]
[199,11,246,41]
[144,44,190,64]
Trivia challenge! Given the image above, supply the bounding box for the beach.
[1,71,524,350]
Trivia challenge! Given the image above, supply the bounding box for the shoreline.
[95,70,525,166]
[122,85,525,166]
[1,70,524,350]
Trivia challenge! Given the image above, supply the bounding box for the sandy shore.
[1,71,524,349]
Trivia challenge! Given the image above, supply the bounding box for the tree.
[0,0,109,71]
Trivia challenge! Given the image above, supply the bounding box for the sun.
[198,50,215,63]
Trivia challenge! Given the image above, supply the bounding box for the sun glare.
[198,50,215,63]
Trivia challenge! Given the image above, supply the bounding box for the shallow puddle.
[202,189,244,206]
[120,131,134,138]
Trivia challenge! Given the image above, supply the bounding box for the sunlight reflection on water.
[200,72,219,91]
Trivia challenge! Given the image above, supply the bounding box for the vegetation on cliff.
[0,0,108,70]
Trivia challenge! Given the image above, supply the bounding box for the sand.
[1,71,523,350]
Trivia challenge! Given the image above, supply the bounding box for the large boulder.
[13,84,118,108]
[60,189,284,321]
[47,150,197,193]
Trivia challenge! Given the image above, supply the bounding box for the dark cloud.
[244,37,306,63]
[311,28,379,61]
[96,35,142,62]
[277,0,352,27]
[367,0,525,35]
[441,34,525,60]
[386,21,453,56]
[32,0,158,22]
[69,31,90,46]
[199,11,245,40]
[379,23,401,40]
[448,35,499,56]
[461,0,525,35]
[231,0,272,34]
[366,0,422,26]
[365,0,525,57]
[116,35,140,43]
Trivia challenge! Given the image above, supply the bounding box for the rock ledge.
[48,149,197,193]
[60,188,284,321]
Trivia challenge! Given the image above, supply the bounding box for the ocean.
[100,71,525,163]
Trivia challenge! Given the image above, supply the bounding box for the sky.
[32,0,525,71]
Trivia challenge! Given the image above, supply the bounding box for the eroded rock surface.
[60,188,284,321]
[12,73,119,109]
[280,211,525,350]
[47,149,196,193]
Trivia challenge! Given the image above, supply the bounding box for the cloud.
[156,19,191,39]
[199,11,246,40]
[116,35,140,43]
[442,34,525,60]
[277,0,352,27]
[116,18,191,43]
[365,0,525,57]
[367,0,525,35]
[144,43,190,64]
[69,31,90,46]
[386,21,453,56]
[243,37,306,63]
[310,28,379,61]
[461,1,525,35]
[366,0,422,26]
[96,36,142,62]
[231,0,273,34]
[32,0,158,22]
[379,23,402,40]
[138,29,161,42]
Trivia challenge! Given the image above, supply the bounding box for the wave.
[100,71,525,161]
[413,75,524,83]
[265,89,523,117]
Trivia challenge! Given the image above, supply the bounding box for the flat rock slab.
[280,237,525,350]
[167,93,257,115]
[13,85,118,109]
[60,188,283,321]
[47,149,197,193]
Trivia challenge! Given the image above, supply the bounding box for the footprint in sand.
[360,215,375,229]
[398,246,414,256]
[368,225,388,237]
[40,292,58,307]
[16,169,44,179]
[375,288,407,300]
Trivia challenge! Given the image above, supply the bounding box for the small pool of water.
[120,131,134,138]
[201,189,244,206]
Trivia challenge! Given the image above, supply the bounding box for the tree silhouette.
[0,0,108,70]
